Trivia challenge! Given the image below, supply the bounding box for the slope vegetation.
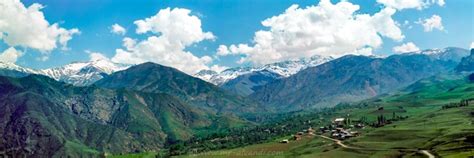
[0,75,246,157]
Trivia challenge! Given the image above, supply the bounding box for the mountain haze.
[456,49,474,72]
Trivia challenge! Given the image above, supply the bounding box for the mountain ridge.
[0,74,248,157]
[0,59,130,86]
[94,62,265,114]
[251,48,469,111]
[194,55,333,85]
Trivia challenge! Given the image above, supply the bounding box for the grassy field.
[175,76,474,158]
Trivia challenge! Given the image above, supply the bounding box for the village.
[280,117,364,143]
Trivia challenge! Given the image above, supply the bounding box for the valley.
[0,0,473,157]
[171,73,474,158]
[0,48,473,157]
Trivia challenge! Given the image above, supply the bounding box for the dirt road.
[317,135,435,158]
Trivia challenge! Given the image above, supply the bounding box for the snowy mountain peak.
[194,55,333,85]
[38,59,130,86]
[407,47,470,62]
[0,60,130,86]
[0,62,37,74]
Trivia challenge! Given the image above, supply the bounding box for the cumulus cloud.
[470,42,474,49]
[216,0,404,65]
[111,8,217,74]
[436,0,445,6]
[0,0,79,54]
[209,65,228,73]
[417,15,444,32]
[86,50,109,61]
[216,45,231,56]
[393,42,420,53]
[0,47,23,63]
[376,0,445,10]
[111,23,126,35]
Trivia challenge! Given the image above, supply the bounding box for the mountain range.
[0,68,249,157]
[94,62,263,114]
[0,47,472,157]
[250,47,470,111]
[194,55,333,85]
[0,59,129,86]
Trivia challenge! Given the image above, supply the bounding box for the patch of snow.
[194,55,333,85]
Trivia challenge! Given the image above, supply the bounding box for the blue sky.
[1,0,473,72]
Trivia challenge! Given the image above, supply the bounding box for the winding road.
[317,135,435,158]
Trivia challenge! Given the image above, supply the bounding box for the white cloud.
[393,42,420,53]
[111,23,126,35]
[0,0,79,53]
[216,0,404,65]
[470,42,474,49]
[111,8,216,74]
[36,55,49,62]
[436,0,445,6]
[376,0,445,10]
[0,47,23,63]
[122,37,136,50]
[377,0,426,10]
[209,65,228,73]
[216,45,230,56]
[134,7,215,45]
[417,15,444,32]
[86,50,109,61]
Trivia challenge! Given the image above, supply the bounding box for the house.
[333,118,345,126]
[307,127,315,135]
[350,131,360,136]
[293,134,302,140]
[355,123,365,128]
[330,127,360,140]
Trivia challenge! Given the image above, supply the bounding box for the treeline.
[165,107,347,156]
[165,102,379,156]
[370,112,408,127]
[442,98,473,109]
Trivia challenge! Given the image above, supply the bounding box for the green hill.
[95,62,265,115]
[0,75,248,157]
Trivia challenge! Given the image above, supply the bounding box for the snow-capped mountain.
[39,59,130,86]
[194,55,334,85]
[404,47,469,62]
[0,59,130,86]
[0,62,39,78]
[0,62,37,74]
[193,69,218,83]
